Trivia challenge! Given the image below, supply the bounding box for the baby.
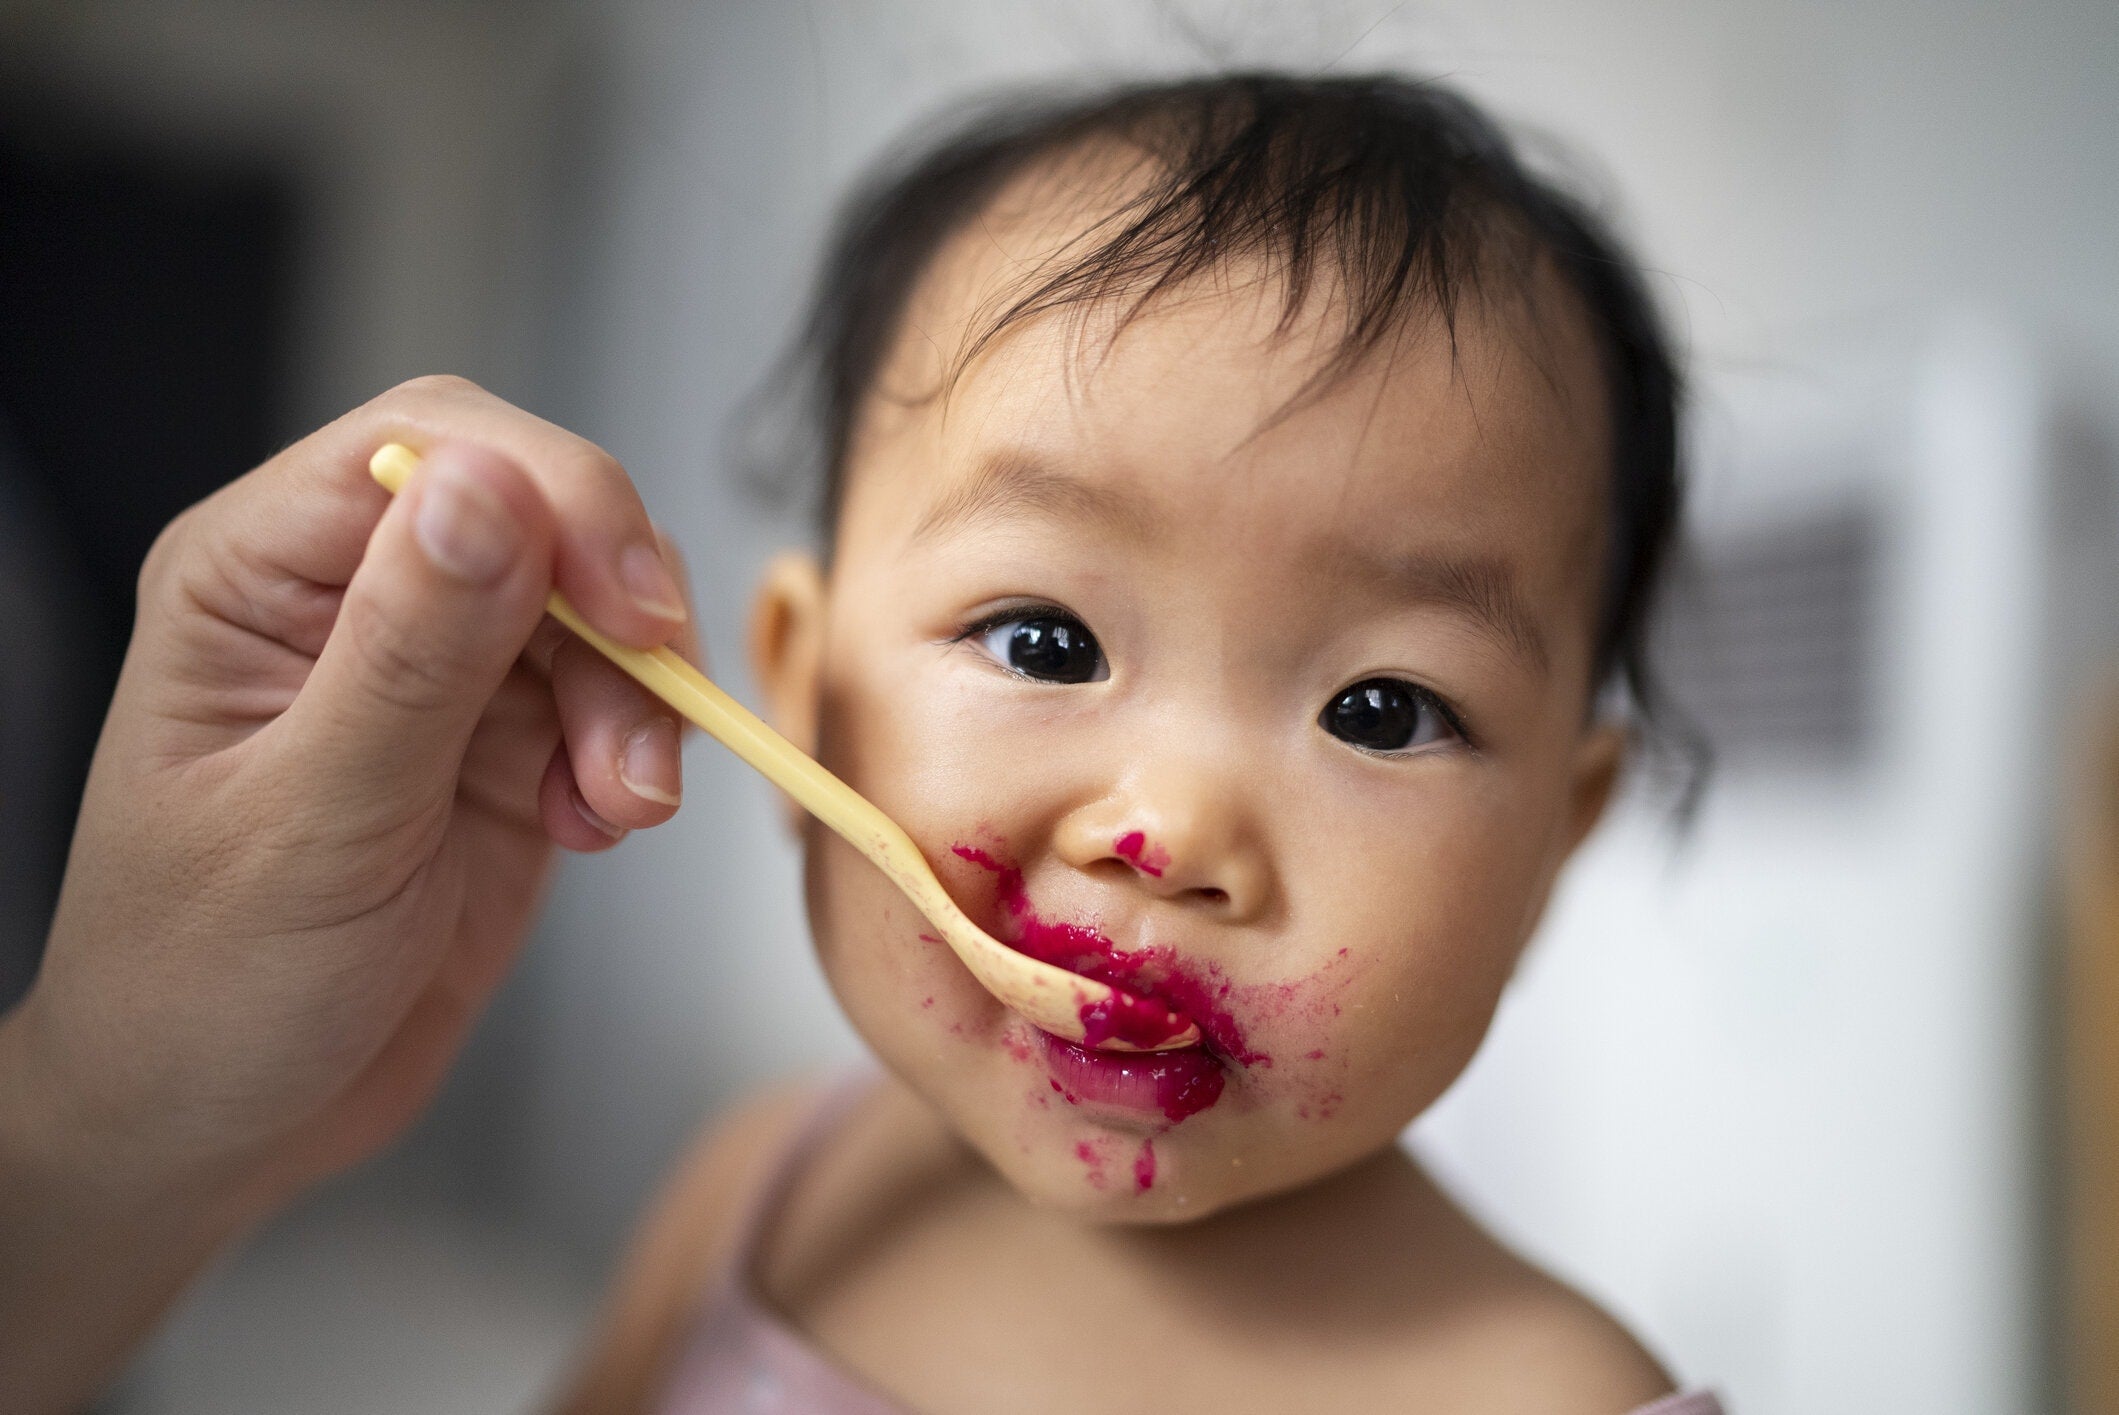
[556,73,1713,1414]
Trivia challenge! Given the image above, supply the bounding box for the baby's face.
[755,202,1621,1220]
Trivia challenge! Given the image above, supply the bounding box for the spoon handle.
[541,578,965,927]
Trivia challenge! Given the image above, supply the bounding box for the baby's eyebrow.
[912,449,1160,545]
[916,450,1549,672]
[1323,540,1551,674]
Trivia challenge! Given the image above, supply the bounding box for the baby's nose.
[1055,788,1272,922]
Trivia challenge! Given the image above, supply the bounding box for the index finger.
[206,375,688,651]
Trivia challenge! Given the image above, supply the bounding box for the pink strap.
[719,1072,879,1295]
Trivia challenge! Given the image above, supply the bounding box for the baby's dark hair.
[769,69,1688,751]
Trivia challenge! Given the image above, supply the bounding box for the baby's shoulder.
[1409,1269,1674,1413]
[548,1078,827,1415]
[1376,1178,1675,1413]
[632,1075,831,1262]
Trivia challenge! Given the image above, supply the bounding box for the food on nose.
[1112,829,1170,878]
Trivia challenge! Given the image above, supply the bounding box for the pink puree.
[1041,1030,1225,1123]
[1133,1138,1157,1192]
[953,843,1270,1123]
[951,844,1268,1058]
[1112,830,1170,877]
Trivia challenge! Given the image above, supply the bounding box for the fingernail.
[619,716,682,807]
[619,542,687,622]
[414,454,517,585]
[571,785,627,840]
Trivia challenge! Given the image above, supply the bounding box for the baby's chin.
[968,1120,1252,1226]
[921,1061,1326,1227]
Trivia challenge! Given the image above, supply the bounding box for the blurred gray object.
[0,75,300,1010]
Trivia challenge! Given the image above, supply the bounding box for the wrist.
[0,989,274,1230]
[0,996,273,1414]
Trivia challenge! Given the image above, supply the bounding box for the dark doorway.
[0,89,298,1006]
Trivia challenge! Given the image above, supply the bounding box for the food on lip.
[953,843,1269,1067]
[1039,1029,1226,1122]
[1078,986,1195,1050]
[952,843,1188,1046]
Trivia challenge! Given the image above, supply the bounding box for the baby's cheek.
[806,835,1041,1122]
[807,841,953,1035]
[1334,951,1515,1131]
[1247,959,1386,1120]
[1254,924,1515,1147]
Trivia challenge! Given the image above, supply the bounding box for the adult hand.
[0,376,696,1412]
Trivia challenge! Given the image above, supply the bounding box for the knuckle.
[653,526,690,577]
[520,616,570,675]
[556,444,631,502]
[341,590,463,716]
[378,372,490,408]
[137,504,198,599]
[548,636,620,711]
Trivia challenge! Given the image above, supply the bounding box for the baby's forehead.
[840,264,1609,694]
[848,160,1613,580]
[877,144,1160,386]
[873,144,1606,446]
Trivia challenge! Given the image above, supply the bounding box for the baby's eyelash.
[1408,683,1475,745]
[948,602,1074,644]
[946,609,1480,749]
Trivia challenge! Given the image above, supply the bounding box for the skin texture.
[566,177,1673,1412]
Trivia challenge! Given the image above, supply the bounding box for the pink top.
[653,1080,1726,1415]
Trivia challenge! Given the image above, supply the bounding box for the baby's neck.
[754,1077,1660,1412]
[1062,1140,1478,1306]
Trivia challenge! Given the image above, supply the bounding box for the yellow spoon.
[369,443,1200,1053]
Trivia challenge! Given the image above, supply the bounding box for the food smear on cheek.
[952,844,1267,1067]
[1112,830,1170,877]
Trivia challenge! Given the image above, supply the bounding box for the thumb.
[275,441,557,836]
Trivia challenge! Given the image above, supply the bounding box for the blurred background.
[3,1,2116,1412]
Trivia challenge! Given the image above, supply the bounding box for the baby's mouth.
[951,843,1267,1069]
[1076,984,1198,1051]
[1038,1027,1225,1122]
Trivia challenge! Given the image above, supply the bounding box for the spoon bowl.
[369,443,1201,1053]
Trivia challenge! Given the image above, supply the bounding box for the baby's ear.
[747,551,829,772]
[1563,722,1627,857]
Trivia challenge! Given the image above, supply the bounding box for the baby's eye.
[1319,678,1460,753]
[972,611,1108,684]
